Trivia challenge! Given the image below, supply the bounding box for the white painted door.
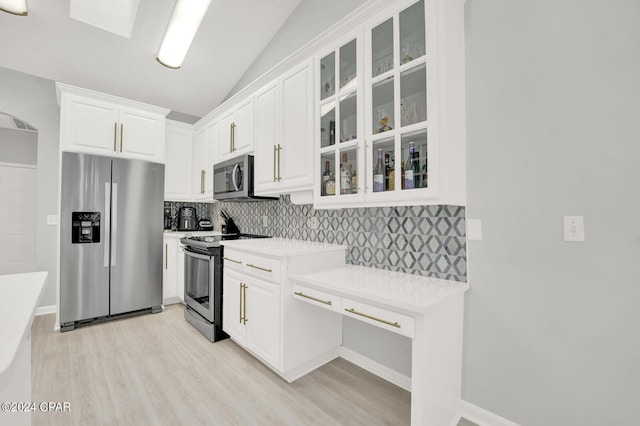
[233,97,255,156]
[245,277,280,368]
[0,165,36,274]
[162,236,178,303]
[192,129,207,200]
[61,94,119,155]
[164,123,192,200]
[118,107,165,162]
[254,81,279,193]
[222,268,246,343]
[204,120,219,197]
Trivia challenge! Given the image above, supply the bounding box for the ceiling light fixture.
[156,0,211,69]
[0,0,28,16]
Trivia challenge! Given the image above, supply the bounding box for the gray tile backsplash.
[164,201,214,231]
[210,196,466,282]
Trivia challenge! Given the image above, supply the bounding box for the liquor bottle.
[325,170,336,196]
[401,161,405,190]
[404,142,417,189]
[373,149,384,192]
[329,120,335,145]
[321,161,331,196]
[387,154,395,191]
[340,153,352,194]
[351,165,358,193]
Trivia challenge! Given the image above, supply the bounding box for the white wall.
[225,0,367,100]
[464,1,640,424]
[0,128,38,165]
[0,67,59,309]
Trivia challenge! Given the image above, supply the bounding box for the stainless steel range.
[181,233,269,342]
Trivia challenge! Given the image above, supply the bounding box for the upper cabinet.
[164,121,193,201]
[315,0,466,207]
[56,83,169,163]
[254,59,314,196]
[219,97,254,161]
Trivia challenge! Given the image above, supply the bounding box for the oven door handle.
[184,250,213,261]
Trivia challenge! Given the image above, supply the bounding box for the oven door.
[184,249,215,322]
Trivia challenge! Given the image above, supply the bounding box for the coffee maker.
[177,207,197,231]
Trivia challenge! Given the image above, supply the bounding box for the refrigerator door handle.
[111,183,118,267]
[104,182,111,267]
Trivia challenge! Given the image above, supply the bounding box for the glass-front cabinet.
[315,0,465,207]
[316,32,364,203]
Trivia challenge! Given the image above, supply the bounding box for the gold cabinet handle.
[200,170,205,194]
[113,122,117,152]
[344,308,401,328]
[232,122,236,152]
[273,145,277,182]
[247,263,272,273]
[243,282,248,324]
[239,283,244,324]
[229,122,233,153]
[277,144,282,181]
[294,291,332,306]
[165,244,168,270]
[120,123,124,152]
[223,257,242,264]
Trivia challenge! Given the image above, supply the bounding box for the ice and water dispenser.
[71,212,101,243]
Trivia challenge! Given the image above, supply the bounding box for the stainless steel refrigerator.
[60,152,164,331]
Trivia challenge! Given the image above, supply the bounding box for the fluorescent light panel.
[157,0,212,69]
[0,0,28,15]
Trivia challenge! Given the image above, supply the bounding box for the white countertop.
[290,265,468,314]
[163,230,221,237]
[221,237,347,257]
[0,271,48,376]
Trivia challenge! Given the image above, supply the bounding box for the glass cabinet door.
[399,0,425,66]
[317,35,362,204]
[371,18,393,78]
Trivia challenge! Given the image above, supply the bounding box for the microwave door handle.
[231,164,240,191]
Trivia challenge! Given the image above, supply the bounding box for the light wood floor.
[31,304,475,426]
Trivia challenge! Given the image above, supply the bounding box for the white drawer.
[292,285,342,313]
[222,248,281,283]
[342,298,415,338]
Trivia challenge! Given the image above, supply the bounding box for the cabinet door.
[219,110,235,160]
[254,81,279,193]
[60,94,119,155]
[192,128,208,200]
[280,61,314,190]
[118,107,165,162]
[204,120,219,197]
[245,277,281,368]
[223,268,246,343]
[162,238,178,303]
[164,123,192,200]
[233,97,254,155]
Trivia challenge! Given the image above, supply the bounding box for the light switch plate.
[564,216,585,242]
[47,215,58,226]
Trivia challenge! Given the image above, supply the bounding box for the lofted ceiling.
[0,0,302,120]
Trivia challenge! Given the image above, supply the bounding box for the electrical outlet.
[262,216,268,227]
[564,216,585,242]
[307,217,319,230]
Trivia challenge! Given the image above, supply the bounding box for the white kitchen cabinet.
[223,268,281,367]
[203,119,219,195]
[56,83,168,163]
[219,97,254,161]
[191,128,208,200]
[221,242,345,382]
[314,0,466,208]
[164,121,193,201]
[162,235,179,304]
[255,60,315,196]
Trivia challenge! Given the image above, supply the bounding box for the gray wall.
[0,128,38,165]
[225,0,367,100]
[464,1,640,425]
[0,67,60,309]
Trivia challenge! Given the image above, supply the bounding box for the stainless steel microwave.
[213,155,277,202]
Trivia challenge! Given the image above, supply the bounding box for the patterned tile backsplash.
[209,196,466,282]
[164,201,214,230]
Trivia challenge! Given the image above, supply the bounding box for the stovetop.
[181,233,271,250]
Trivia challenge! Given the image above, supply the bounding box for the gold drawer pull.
[344,308,400,328]
[247,263,272,273]
[294,292,332,306]
[223,257,242,264]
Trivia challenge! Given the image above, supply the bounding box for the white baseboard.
[36,305,56,316]
[460,400,520,426]
[339,346,412,391]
